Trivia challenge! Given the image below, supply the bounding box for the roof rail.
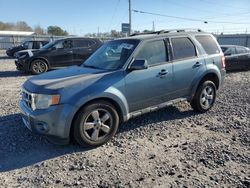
[130,28,203,36]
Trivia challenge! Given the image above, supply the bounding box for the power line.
[108,0,121,32]
[132,9,250,25]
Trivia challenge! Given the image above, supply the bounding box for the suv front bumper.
[19,100,77,141]
[15,58,30,71]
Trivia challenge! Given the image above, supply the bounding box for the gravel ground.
[0,50,249,187]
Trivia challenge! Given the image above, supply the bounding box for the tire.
[191,80,216,113]
[30,59,48,74]
[73,101,119,147]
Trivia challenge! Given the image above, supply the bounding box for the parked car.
[6,40,49,57]
[15,37,102,74]
[19,29,226,147]
[220,45,250,71]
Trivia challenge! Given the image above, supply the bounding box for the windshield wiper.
[83,64,100,69]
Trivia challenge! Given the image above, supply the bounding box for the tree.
[47,26,68,36]
[34,25,45,35]
[15,21,33,31]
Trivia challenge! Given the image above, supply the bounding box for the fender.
[190,64,221,100]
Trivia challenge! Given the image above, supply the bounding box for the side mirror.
[128,59,148,71]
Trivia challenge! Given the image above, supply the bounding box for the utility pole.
[152,21,155,31]
[129,0,132,35]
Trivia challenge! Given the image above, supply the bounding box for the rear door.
[49,39,74,67]
[224,47,238,70]
[170,36,206,98]
[73,39,96,65]
[235,46,250,69]
[124,39,173,112]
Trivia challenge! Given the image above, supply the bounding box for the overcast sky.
[0,0,250,35]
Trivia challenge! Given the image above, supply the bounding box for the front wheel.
[73,101,119,147]
[30,59,48,74]
[191,80,216,113]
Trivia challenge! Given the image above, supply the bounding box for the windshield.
[221,47,228,53]
[83,39,139,70]
[42,40,56,49]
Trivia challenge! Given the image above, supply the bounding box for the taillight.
[221,56,226,69]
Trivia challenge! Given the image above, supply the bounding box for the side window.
[33,42,40,49]
[27,41,33,49]
[136,40,167,66]
[236,47,247,54]
[195,35,220,55]
[55,40,73,49]
[88,40,96,47]
[74,39,96,48]
[225,47,236,55]
[171,37,196,60]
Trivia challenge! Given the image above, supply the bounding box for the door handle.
[67,51,73,54]
[193,62,202,67]
[158,69,168,78]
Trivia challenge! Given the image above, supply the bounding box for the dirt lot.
[0,50,249,187]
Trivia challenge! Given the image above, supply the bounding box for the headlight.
[31,94,60,110]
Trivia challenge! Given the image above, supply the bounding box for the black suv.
[6,40,49,57]
[15,37,102,74]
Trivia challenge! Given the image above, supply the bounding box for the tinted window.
[171,37,196,60]
[136,40,167,66]
[236,47,248,54]
[54,40,73,49]
[224,47,236,55]
[195,35,220,55]
[221,47,228,53]
[74,39,96,48]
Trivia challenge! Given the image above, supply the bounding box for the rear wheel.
[73,101,119,147]
[191,80,216,113]
[30,59,48,74]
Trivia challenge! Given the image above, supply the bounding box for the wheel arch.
[69,97,125,142]
[190,71,220,101]
[29,57,50,70]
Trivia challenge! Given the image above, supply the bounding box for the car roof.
[58,37,100,40]
[220,45,248,48]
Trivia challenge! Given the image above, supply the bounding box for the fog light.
[36,122,49,133]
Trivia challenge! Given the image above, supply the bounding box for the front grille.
[22,89,33,109]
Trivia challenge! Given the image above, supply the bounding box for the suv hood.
[23,66,110,93]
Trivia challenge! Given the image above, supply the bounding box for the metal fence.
[216,34,250,48]
[0,35,64,49]
[0,34,114,49]
[1,33,250,49]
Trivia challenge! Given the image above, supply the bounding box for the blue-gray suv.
[20,29,226,147]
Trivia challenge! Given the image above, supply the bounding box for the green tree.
[47,26,68,36]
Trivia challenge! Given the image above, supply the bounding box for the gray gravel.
[0,50,249,187]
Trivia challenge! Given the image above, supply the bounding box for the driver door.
[49,39,74,67]
[124,39,173,112]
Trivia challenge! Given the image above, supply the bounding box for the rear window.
[195,35,220,55]
[236,47,248,54]
[171,37,196,60]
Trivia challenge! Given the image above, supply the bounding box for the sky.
[0,0,250,35]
